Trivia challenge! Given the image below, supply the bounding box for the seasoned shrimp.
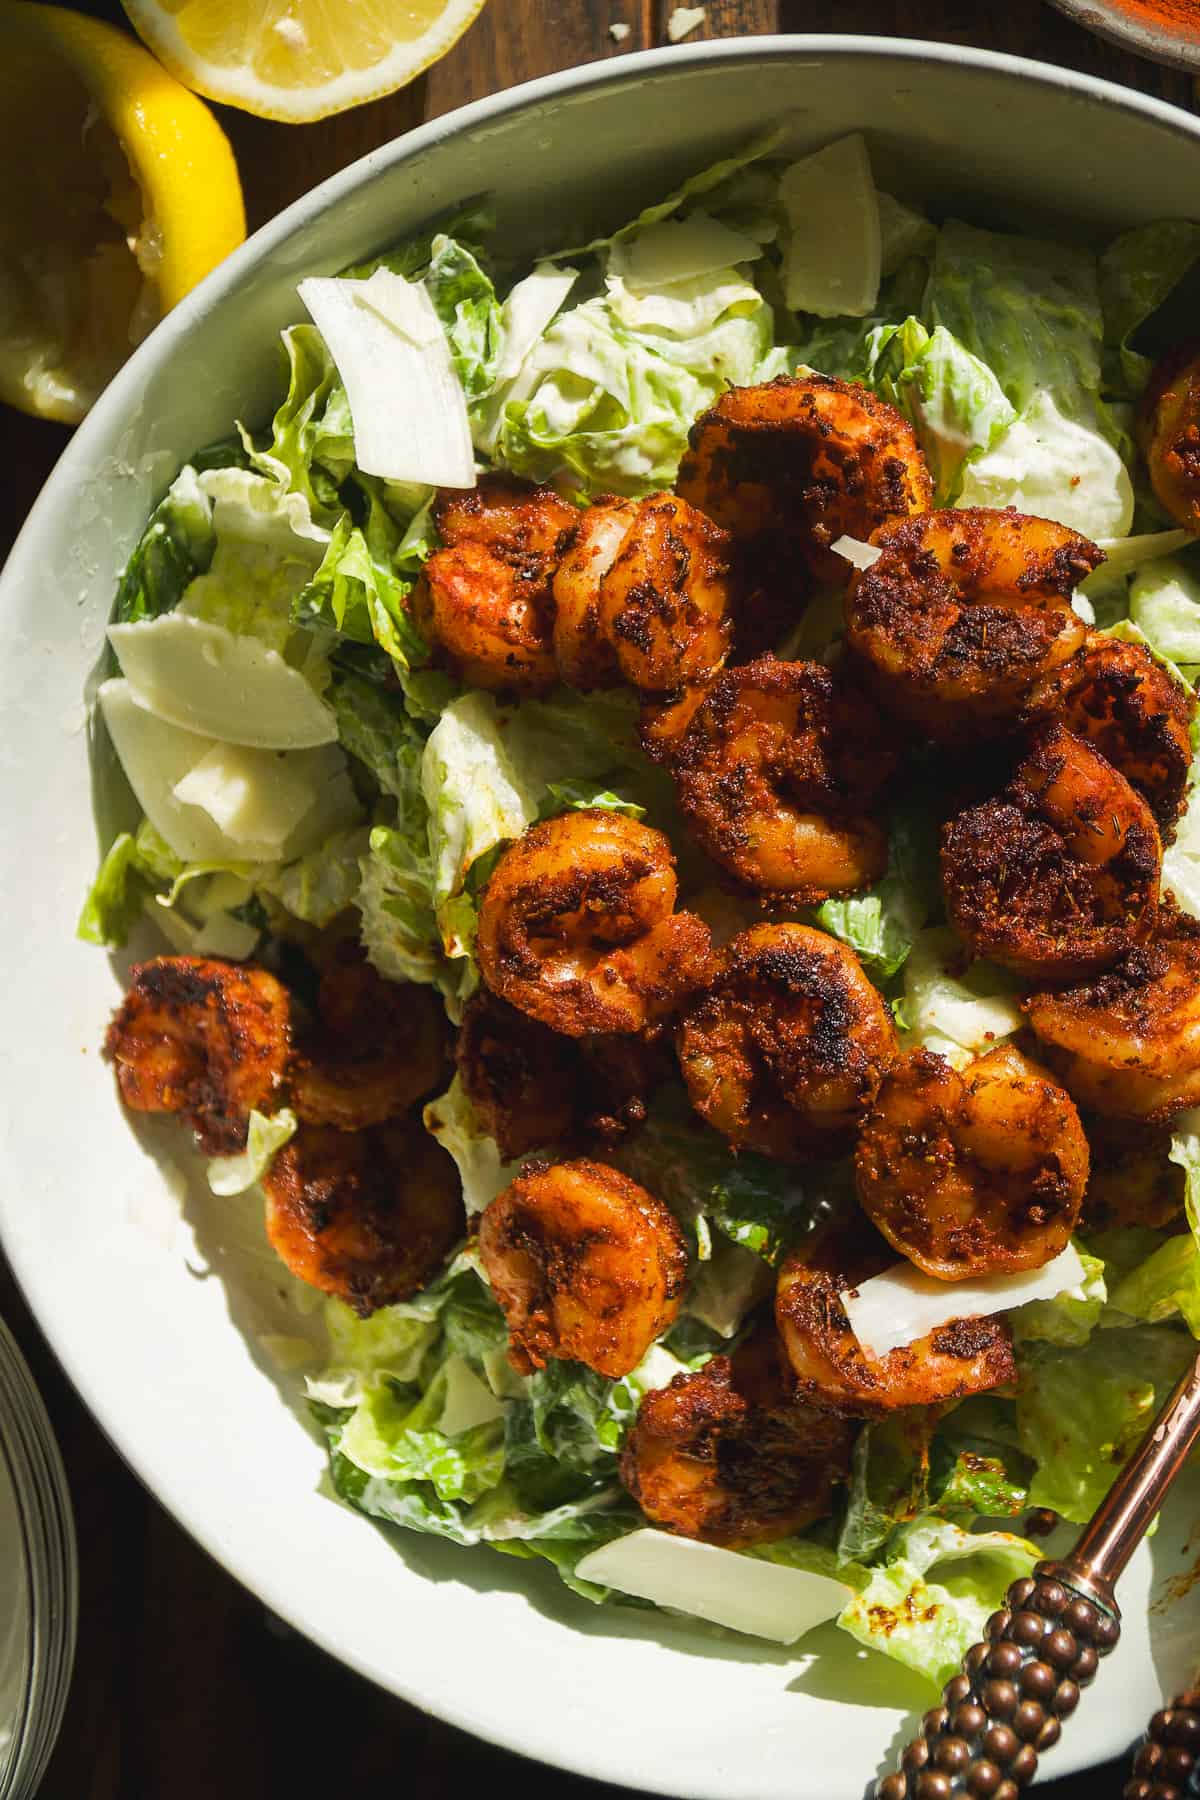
[263,1118,464,1315]
[618,1331,853,1546]
[775,1219,1016,1418]
[455,993,580,1159]
[1024,908,1200,1124]
[942,723,1162,979]
[478,1158,688,1377]
[292,948,449,1130]
[676,924,898,1160]
[596,493,733,695]
[1080,1117,1186,1233]
[670,657,899,898]
[676,374,933,585]
[104,956,290,1154]
[551,497,636,690]
[845,509,1099,741]
[856,1045,1090,1280]
[1137,341,1200,532]
[476,809,712,1037]
[1024,631,1195,835]
[412,474,578,693]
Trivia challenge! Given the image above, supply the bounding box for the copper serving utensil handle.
[873,1347,1200,1800]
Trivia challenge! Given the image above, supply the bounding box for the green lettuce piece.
[867,317,1017,503]
[423,233,504,401]
[206,1108,298,1197]
[878,192,936,275]
[1129,555,1200,669]
[1016,1326,1195,1522]
[562,126,786,259]
[423,1073,518,1218]
[900,927,1024,1067]
[838,1414,934,1564]
[838,1518,1039,1689]
[1009,1246,1107,1347]
[358,822,450,995]
[1109,1133,1200,1334]
[927,221,1133,539]
[112,464,216,625]
[493,268,777,496]
[308,1297,441,1407]
[616,1083,828,1264]
[518,1343,688,1478]
[77,829,158,946]
[259,827,367,927]
[339,1377,506,1503]
[342,197,496,283]
[926,222,1103,416]
[174,465,330,662]
[815,791,940,978]
[1099,220,1200,400]
[243,323,355,525]
[294,487,430,675]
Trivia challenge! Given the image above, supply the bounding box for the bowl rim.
[6,30,1200,1791]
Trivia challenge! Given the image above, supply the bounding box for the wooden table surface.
[0,2,1195,1795]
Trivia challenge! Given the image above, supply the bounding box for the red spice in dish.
[1106,0,1200,33]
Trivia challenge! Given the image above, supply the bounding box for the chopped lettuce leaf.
[1016,1325,1195,1522]
[838,1518,1039,1688]
[494,272,776,496]
[1009,1246,1107,1347]
[1109,1132,1200,1334]
[243,323,354,525]
[423,1074,519,1217]
[928,222,1134,538]
[1099,220,1200,399]
[616,1084,827,1263]
[838,1413,934,1564]
[1129,554,1200,667]
[206,1107,298,1197]
[422,233,503,402]
[901,928,1024,1068]
[877,192,936,277]
[815,790,940,978]
[77,828,158,947]
[259,826,367,927]
[956,388,1133,539]
[865,317,1016,503]
[112,464,215,625]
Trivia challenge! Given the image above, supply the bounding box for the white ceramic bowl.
[3,37,1200,1799]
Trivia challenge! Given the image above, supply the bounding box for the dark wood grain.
[0,2,1192,1794]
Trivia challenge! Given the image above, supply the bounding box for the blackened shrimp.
[845,509,1099,741]
[104,956,290,1154]
[676,374,933,586]
[1024,908,1200,1124]
[1137,341,1200,532]
[411,474,577,693]
[291,948,449,1131]
[1024,631,1195,836]
[775,1219,1016,1418]
[855,1045,1090,1280]
[476,810,712,1037]
[478,1158,688,1378]
[618,1332,853,1546]
[942,723,1162,979]
[551,497,637,690]
[455,993,580,1159]
[676,924,898,1160]
[1080,1117,1186,1233]
[262,1119,464,1314]
[670,657,899,898]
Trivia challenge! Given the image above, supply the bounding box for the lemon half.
[0,2,245,424]
[122,0,488,123]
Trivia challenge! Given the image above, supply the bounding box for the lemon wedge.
[121,0,487,123]
[0,2,245,424]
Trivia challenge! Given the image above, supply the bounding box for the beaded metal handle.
[1126,1684,1200,1799]
[874,1348,1200,1800]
